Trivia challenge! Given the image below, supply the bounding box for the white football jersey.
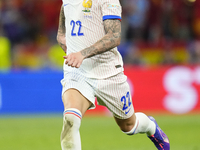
[62,0,123,79]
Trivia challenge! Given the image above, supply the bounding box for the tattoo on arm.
[81,19,121,58]
[57,5,67,52]
[58,6,66,36]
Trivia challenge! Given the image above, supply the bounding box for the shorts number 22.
[121,91,132,114]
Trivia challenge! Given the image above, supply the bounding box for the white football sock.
[124,112,156,136]
[61,108,82,150]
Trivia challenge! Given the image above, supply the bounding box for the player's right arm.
[80,19,121,58]
[57,5,67,53]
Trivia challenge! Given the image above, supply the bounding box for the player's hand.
[63,52,84,68]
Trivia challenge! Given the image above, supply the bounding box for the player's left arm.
[64,19,121,68]
[81,19,121,58]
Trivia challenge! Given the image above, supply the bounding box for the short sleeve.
[101,0,122,21]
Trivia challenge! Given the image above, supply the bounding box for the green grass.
[0,114,199,150]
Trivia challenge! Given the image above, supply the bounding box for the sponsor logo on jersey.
[64,3,69,7]
[107,4,120,9]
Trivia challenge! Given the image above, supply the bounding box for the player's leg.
[114,112,155,136]
[60,70,96,150]
[62,89,92,114]
[94,73,155,136]
[61,89,92,150]
[115,113,170,150]
[94,72,170,150]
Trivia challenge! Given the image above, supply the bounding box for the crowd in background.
[0,0,200,71]
[120,0,200,66]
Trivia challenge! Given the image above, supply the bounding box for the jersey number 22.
[70,20,84,36]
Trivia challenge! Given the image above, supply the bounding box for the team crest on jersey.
[82,0,92,12]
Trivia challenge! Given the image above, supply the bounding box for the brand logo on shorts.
[125,108,131,115]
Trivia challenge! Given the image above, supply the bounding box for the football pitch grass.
[0,114,199,150]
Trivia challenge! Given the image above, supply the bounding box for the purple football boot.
[148,116,170,150]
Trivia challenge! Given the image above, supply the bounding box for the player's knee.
[120,118,138,135]
[122,123,138,136]
[61,108,82,142]
[119,123,135,133]
[115,114,137,133]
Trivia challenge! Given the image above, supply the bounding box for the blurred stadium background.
[0,0,200,150]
